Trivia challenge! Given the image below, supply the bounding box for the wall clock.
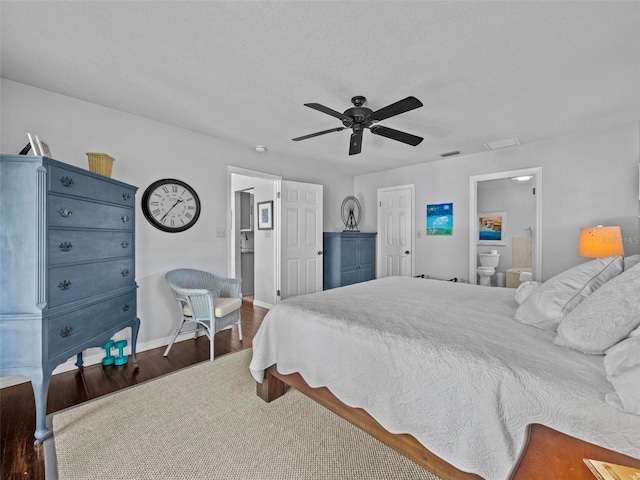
[141,179,201,232]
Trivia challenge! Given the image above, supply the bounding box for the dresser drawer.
[48,196,134,230]
[49,165,136,207]
[49,230,134,265]
[48,291,136,359]
[49,258,135,307]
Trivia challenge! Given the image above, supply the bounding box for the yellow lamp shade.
[578,226,624,258]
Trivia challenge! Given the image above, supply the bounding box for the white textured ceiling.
[1,1,639,176]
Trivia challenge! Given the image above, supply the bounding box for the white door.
[280,180,323,300]
[378,185,414,277]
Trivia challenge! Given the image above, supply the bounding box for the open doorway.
[469,167,542,285]
[228,167,280,309]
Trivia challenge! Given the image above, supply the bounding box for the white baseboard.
[253,299,273,309]
[0,331,203,390]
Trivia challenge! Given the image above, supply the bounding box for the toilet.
[477,251,500,286]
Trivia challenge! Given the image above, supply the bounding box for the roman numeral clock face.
[141,179,201,232]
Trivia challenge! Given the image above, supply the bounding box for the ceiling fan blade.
[370,125,423,146]
[349,129,363,155]
[370,96,423,122]
[304,103,353,122]
[292,127,345,141]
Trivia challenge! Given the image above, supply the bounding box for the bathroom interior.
[476,175,535,287]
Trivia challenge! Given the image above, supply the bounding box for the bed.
[250,258,640,480]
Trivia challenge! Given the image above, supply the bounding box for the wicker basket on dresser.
[0,154,140,444]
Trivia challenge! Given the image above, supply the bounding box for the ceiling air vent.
[483,137,520,151]
[440,150,460,158]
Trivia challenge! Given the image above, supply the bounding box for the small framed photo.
[478,212,507,245]
[257,200,274,230]
[35,136,51,157]
[21,133,42,156]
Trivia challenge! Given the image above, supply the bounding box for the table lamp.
[578,225,624,258]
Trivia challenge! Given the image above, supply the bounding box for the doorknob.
[318,251,323,255]
[405,250,410,254]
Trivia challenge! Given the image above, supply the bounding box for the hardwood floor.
[0,300,267,480]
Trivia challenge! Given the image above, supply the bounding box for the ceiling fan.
[292,95,424,155]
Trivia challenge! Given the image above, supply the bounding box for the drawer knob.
[121,241,129,248]
[60,176,74,187]
[121,215,130,223]
[122,304,130,312]
[59,326,73,337]
[58,280,72,290]
[121,268,130,277]
[122,192,131,201]
[58,207,73,217]
[59,241,73,251]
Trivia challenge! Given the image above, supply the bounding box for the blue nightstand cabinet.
[323,232,376,290]
[0,154,140,444]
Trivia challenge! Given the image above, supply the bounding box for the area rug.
[46,349,441,480]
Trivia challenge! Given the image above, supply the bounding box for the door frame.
[227,166,281,308]
[376,184,415,278]
[468,167,542,284]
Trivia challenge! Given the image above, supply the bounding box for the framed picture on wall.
[478,212,507,245]
[257,200,274,230]
[426,203,453,235]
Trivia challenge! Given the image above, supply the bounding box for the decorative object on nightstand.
[141,178,201,233]
[0,154,140,444]
[341,195,362,231]
[87,152,115,177]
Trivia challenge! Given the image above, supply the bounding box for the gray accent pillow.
[554,262,640,354]
[514,256,623,331]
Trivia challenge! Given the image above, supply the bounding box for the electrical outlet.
[216,228,225,238]
[416,230,422,238]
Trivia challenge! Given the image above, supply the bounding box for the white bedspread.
[249,277,640,479]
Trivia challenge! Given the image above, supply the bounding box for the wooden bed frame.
[257,365,640,480]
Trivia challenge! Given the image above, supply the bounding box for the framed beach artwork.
[257,200,274,230]
[478,212,507,245]
[426,203,453,235]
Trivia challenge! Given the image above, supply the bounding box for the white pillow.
[603,335,640,415]
[514,281,541,305]
[554,262,640,354]
[514,256,623,330]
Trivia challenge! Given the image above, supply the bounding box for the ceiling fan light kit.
[293,95,424,155]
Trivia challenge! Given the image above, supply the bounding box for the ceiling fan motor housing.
[342,96,374,127]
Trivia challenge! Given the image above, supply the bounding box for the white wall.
[355,123,640,282]
[0,79,353,380]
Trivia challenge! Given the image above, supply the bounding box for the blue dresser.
[0,155,140,444]
[323,232,376,290]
